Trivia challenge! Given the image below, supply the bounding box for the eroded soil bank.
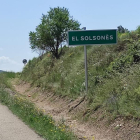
[12,79,140,140]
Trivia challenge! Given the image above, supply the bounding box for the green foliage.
[29,7,80,59]
[136,25,140,34]
[119,33,130,41]
[108,41,140,72]
[0,72,15,88]
[117,25,129,33]
[3,71,16,79]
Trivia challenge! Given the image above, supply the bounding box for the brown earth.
[11,79,140,140]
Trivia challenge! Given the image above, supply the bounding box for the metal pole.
[83,27,88,94]
[84,45,88,94]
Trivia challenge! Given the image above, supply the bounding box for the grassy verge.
[0,71,15,89]
[0,72,77,140]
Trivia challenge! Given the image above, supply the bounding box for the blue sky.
[0,0,140,72]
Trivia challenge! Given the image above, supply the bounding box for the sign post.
[67,29,117,94]
[82,27,88,94]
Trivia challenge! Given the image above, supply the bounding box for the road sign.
[67,28,117,95]
[68,29,117,46]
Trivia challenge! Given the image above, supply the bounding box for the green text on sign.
[68,29,117,46]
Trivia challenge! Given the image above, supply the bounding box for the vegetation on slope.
[0,72,15,89]
[21,26,140,119]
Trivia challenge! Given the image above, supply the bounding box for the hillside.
[21,29,140,119]
[19,29,140,139]
[0,70,4,73]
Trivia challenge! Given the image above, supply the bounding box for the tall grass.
[21,45,118,98]
[0,72,15,89]
[21,29,140,119]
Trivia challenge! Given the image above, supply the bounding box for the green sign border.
[67,29,117,46]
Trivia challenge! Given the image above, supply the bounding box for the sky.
[0,0,140,72]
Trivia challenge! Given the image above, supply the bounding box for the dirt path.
[12,80,112,140]
[0,103,44,140]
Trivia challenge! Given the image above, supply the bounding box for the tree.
[29,7,80,59]
[136,25,140,34]
[117,25,129,33]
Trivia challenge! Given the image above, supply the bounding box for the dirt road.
[0,103,44,140]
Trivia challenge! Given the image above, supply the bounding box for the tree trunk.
[52,46,59,59]
[55,40,59,59]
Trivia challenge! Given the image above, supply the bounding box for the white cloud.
[0,56,23,72]
[0,56,18,65]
